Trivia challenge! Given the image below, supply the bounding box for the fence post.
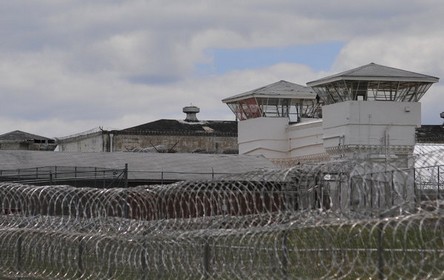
[377,220,385,280]
[438,166,440,200]
[77,237,84,279]
[141,244,148,280]
[203,238,211,279]
[16,228,23,279]
[123,163,129,219]
[94,167,97,187]
[74,166,77,187]
[413,167,418,209]
[124,164,128,188]
[281,230,288,280]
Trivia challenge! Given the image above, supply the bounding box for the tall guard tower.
[307,63,439,166]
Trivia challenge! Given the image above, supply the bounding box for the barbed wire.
[0,151,443,279]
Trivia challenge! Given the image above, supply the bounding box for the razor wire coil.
[0,154,443,279]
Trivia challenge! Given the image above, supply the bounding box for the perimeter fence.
[0,166,128,188]
[0,154,443,279]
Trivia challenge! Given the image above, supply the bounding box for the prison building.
[0,130,56,151]
[56,106,238,154]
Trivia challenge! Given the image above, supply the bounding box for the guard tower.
[223,80,320,122]
[307,63,439,164]
[222,80,322,161]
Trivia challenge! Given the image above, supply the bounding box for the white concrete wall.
[288,120,325,158]
[58,133,105,152]
[238,117,289,158]
[322,101,421,149]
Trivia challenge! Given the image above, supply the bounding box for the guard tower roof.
[222,80,316,103]
[307,63,439,86]
[307,63,439,104]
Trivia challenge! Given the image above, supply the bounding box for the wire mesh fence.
[0,151,443,279]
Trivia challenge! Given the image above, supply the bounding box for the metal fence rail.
[0,157,443,279]
[0,166,241,186]
[0,166,127,188]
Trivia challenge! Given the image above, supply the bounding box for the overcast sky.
[1,0,443,138]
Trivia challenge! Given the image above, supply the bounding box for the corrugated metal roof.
[307,63,439,86]
[0,151,276,181]
[0,130,53,142]
[222,80,316,103]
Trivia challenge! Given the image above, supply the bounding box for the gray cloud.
[1,0,443,137]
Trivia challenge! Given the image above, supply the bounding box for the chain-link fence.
[0,151,443,279]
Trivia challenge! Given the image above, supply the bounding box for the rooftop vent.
[441,112,444,126]
[183,106,200,122]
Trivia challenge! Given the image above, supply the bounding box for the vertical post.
[77,237,84,279]
[140,243,148,280]
[370,174,374,210]
[438,166,440,200]
[203,239,210,279]
[157,246,164,279]
[94,167,97,188]
[349,176,353,208]
[124,164,128,189]
[377,220,384,280]
[161,170,164,185]
[16,229,23,279]
[413,167,418,209]
[391,170,395,206]
[74,166,77,187]
[211,168,214,181]
[50,172,53,185]
[281,230,288,279]
[338,173,342,211]
[123,164,129,219]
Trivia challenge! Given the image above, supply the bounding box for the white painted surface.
[322,101,421,149]
[58,133,105,152]
[288,120,325,157]
[238,117,289,158]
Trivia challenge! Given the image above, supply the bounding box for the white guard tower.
[222,80,325,164]
[307,63,439,166]
[223,64,439,168]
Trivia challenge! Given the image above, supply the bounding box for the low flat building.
[0,130,56,151]
[56,106,238,154]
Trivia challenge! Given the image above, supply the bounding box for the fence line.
[0,157,443,279]
[0,166,244,186]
